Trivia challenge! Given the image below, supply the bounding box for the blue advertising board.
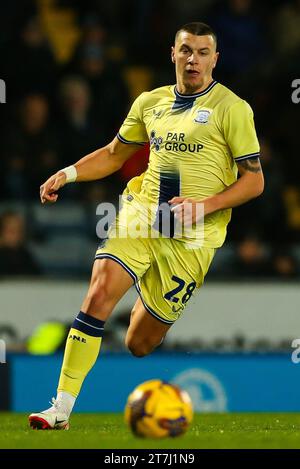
[9,352,299,412]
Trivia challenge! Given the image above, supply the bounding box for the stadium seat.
[31,202,88,237]
[29,234,95,277]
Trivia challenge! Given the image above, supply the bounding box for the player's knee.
[125,338,153,358]
[128,344,151,358]
[85,277,115,310]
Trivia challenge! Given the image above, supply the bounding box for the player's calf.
[125,299,171,357]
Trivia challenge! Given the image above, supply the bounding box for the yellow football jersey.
[117,80,260,248]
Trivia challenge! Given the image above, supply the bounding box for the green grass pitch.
[1,413,300,449]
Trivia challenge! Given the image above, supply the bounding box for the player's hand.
[169,196,218,225]
[169,197,202,226]
[40,171,67,204]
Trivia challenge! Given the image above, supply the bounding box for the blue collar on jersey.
[172,80,218,112]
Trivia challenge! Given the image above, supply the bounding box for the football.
[124,379,193,438]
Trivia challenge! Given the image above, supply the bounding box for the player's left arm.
[169,157,264,221]
[201,156,264,215]
[170,99,264,222]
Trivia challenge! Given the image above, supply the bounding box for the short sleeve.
[117,93,149,145]
[223,100,260,162]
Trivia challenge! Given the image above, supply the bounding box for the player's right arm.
[40,137,141,204]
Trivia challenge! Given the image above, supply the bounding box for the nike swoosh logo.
[55,418,66,425]
[63,372,77,380]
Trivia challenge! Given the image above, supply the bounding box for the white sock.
[45,391,76,417]
[56,391,76,417]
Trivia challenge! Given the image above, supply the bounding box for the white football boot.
[29,398,70,430]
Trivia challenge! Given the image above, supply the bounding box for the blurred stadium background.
[1,0,300,415]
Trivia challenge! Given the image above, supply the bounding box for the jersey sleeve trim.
[117,132,147,146]
[234,152,260,162]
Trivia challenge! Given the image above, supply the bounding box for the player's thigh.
[140,241,216,323]
[85,234,151,319]
[125,297,172,348]
[89,257,134,295]
[81,258,134,319]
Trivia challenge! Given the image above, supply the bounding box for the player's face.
[171,32,219,94]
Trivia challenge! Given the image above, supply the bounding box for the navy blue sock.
[72,311,105,338]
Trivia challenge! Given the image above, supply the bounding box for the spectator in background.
[232,233,298,279]
[0,211,41,277]
[59,75,126,203]
[233,233,270,278]
[2,93,60,200]
[271,248,298,279]
[58,76,104,165]
[75,13,107,53]
[272,0,300,61]
[211,0,267,87]
[67,33,129,139]
[3,16,57,102]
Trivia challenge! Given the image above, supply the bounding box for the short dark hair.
[175,22,217,48]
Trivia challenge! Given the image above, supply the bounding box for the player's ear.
[212,51,219,68]
[171,46,176,63]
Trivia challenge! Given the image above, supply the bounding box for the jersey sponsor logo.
[165,141,204,152]
[194,109,211,124]
[150,130,204,153]
[150,130,163,150]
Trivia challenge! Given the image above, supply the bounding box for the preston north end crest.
[194,109,211,124]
